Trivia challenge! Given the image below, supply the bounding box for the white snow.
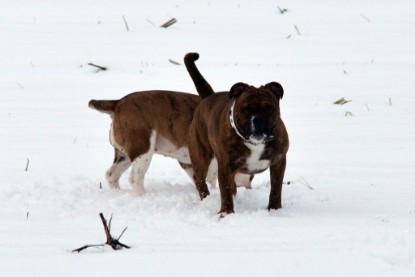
[1,0,415,276]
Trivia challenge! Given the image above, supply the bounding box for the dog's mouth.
[248,133,274,145]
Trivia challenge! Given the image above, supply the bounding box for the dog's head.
[229,82,284,145]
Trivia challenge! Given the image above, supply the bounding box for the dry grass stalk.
[25,158,30,172]
[278,6,288,14]
[160,18,177,28]
[88,62,107,71]
[333,98,352,105]
[122,15,130,31]
[168,59,181,65]
[294,24,301,35]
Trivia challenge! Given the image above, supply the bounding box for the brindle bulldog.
[184,53,289,215]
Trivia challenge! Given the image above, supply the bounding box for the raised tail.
[88,99,118,115]
[184,52,214,99]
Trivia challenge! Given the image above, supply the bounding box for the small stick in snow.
[360,14,370,23]
[122,15,130,31]
[16,82,24,89]
[365,104,370,111]
[286,34,292,39]
[299,177,314,190]
[87,62,107,71]
[333,97,352,105]
[26,212,29,220]
[146,19,156,27]
[345,111,353,116]
[72,213,130,253]
[278,6,288,14]
[389,98,392,106]
[168,59,181,65]
[25,158,30,172]
[99,182,102,189]
[160,18,177,28]
[294,24,301,35]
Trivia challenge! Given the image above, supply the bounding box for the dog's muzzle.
[229,101,275,145]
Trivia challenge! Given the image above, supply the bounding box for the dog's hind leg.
[127,131,156,196]
[105,149,131,189]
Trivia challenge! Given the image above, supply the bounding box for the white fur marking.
[207,157,218,188]
[106,158,131,189]
[128,131,156,195]
[245,143,270,172]
[155,135,191,164]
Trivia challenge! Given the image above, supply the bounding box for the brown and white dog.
[89,90,219,195]
[185,53,289,215]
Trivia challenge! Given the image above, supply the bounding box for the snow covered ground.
[1,0,415,275]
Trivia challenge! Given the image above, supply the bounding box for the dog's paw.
[131,183,146,196]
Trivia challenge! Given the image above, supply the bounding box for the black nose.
[252,116,269,134]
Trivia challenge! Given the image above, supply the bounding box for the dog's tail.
[184,52,214,99]
[88,99,118,115]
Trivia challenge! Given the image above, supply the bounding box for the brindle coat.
[185,53,289,214]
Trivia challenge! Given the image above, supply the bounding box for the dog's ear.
[230,82,250,99]
[265,82,284,99]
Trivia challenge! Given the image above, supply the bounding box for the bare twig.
[160,18,177,28]
[117,226,128,240]
[16,82,24,89]
[72,213,130,253]
[365,104,370,111]
[88,62,107,71]
[389,98,392,106]
[25,158,30,172]
[72,244,105,253]
[122,15,130,31]
[345,111,353,116]
[294,24,301,35]
[300,177,314,190]
[26,212,29,220]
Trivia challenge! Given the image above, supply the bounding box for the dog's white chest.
[244,143,269,173]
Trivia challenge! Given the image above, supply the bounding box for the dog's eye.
[264,105,275,114]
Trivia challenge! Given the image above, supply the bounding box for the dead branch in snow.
[72,213,130,253]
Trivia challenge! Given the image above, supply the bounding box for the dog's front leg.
[267,155,287,210]
[217,163,236,215]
